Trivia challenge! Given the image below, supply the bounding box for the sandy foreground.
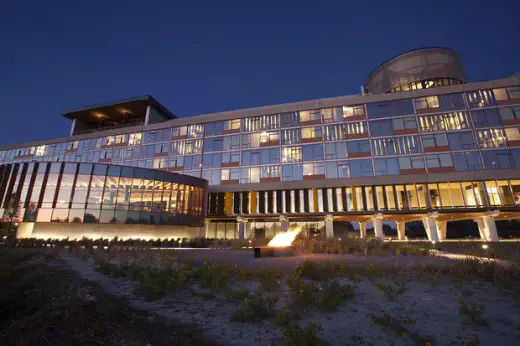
[59,250,520,345]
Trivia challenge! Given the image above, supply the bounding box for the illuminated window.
[414,96,439,110]
[419,112,471,132]
[301,126,322,140]
[261,166,280,178]
[224,119,241,131]
[128,133,142,146]
[240,167,260,183]
[300,110,321,123]
[171,126,187,137]
[321,107,343,123]
[493,86,520,101]
[342,105,365,119]
[303,162,325,176]
[372,136,421,156]
[476,129,507,148]
[187,124,204,138]
[505,127,520,142]
[324,122,366,141]
[241,133,260,149]
[282,146,302,163]
[281,128,301,145]
[466,89,496,108]
[221,168,240,181]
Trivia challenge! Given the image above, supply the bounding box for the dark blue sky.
[1,0,519,146]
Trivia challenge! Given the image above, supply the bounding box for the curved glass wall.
[0,162,207,226]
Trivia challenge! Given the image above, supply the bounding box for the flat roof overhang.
[61,95,176,127]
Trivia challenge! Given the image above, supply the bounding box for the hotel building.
[1,47,520,241]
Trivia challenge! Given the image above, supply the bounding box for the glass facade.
[0,162,207,225]
[2,86,519,187]
[208,178,520,216]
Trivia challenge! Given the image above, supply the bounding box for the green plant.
[373,280,408,301]
[316,281,355,312]
[283,322,328,346]
[459,300,487,326]
[230,292,277,323]
[224,285,250,303]
[275,309,299,327]
[197,260,234,290]
[256,268,283,291]
[370,314,432,345]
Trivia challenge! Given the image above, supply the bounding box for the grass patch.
[459,300,487,326]
[370,313,433,346]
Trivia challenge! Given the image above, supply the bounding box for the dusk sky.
[1,0,519,146]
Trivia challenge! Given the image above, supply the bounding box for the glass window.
[224,119,241,131]
[472,108,502,128]
[392,117,417,131]
[452,152,483,171]
[280,112,300,128]
[259,130,279,145]
[425,153,453,169]
[505,127,520,142]
[482,149,513,170]
[239,167,260,184]
[302,144,324,162]
[301,126,322,140]
[398,155,425,170]
[372,136,421,156]
[493,86,520,101]
[202,169,221,185]
[324,122,366,141]
[221,168,240,181]
[171,126,187,137]
[321,107,343,123]
[300,109,321,123]
[202,153,222,169]
[476,129,507,148]
[499,106,520,121]
[437,93,466,111]
[418,111,471,132]
[281,128,301,145]
[222,151,240,165]
[347,140,371,154]
[241,150,260,166]
[369,119,393,137]
[203,137,223,152]
[325,142,348,160]
[422,133,448,148]
[205,122,224,136]
[281,164,302,181]
[366,99,414,119]
[414,96,439,110]
[282,146,301,163]
[187,124,204,138]
[242,114,279,132]
[466,89,496,108]
[222,135,240,150]
[374,158,399,176]
[447,131,477,150]
[241,133,260,149]
[342,105,365,119]
[349,159,373,177]
[261,148,280,165]
[303,162,325,176]
[260,166,280,179]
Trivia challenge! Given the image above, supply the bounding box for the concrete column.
[474,210,499,242]
[325,214,334,239]
[280,215,289,232]
[359,222,367,238]
[436,220,447,241]
[237,216,246,240]
[70,119,77,136]
[422,212,439,243]
[372,213,384,240]
[396,221,406,240]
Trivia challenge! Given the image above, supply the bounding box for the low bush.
[283,322,328,346]
[230,292,278,323]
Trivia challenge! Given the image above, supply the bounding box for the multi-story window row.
[2,87,520,186]
[208,178,520,216]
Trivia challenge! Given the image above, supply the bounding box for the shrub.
[373,280,408,301]
[256,268,283,291]
[283,322,328,346]
[224,285,250,303]
[275,309,299,327]
[317,281,355,312]
[197,260,234,290]
[231,292,277,323]
[459,300,487,326]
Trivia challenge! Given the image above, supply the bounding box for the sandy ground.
[59,250,520,346]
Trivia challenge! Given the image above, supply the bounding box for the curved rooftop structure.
[364,47,466,94]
